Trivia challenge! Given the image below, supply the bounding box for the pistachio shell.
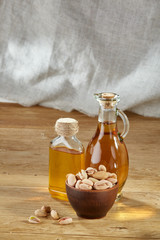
[104,180,113,188]
[41,205,51,213]
[67,174,76,187]
[86,167,97,176]
[79,183,92,190]
[58,217,72,225]
[66,173,72,179]
[76,172,83,180]
[98,165,107,172]
[75,180,82,189]
[88,177,99,183]
[28,216,41,224]
[82,179,93,186]
[107,177,117,184]
[34,209,47,217]
[93,183,109,190]
[51,210,60,220]
[92,171,110,180]
[76,172,81,180]
[109,173,117,179]
[76,170,87,180]
[81,170,88,179]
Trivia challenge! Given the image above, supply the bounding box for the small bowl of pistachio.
[65,165,119,219]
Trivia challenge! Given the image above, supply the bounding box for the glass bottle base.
[49,188,68,201]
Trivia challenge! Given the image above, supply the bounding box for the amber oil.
[85,121,129,196]
[49,146,85,201]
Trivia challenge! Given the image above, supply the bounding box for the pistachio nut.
[93,184,109,190]
[66,173,72,179]
[93,180,109,190]
[51,210,60,220]
[98,165,107,172]
[28,216,41,224]
[34,209,48,217]
[92,171,110,180]
[67,174,76,187]
[88,177,99,183]
[104,180,113,188]
[81,170,88,179]
[76,170,87,180]
[76,172,81,180]
[58,217,73,225]
[41,205,51,214]
[107,177,117,184]
[96,179,113,188]
[109,173,117,179]
[79,183,92,190]
[82,179,93,186]
[76,172,83,180]
[86,167,97,176]
[75,180,82,189]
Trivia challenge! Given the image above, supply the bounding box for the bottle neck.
[98,105,117,123]
[58,135,77,146]
[50,135,84,152]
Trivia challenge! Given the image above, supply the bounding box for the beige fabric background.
[0,0,160,117]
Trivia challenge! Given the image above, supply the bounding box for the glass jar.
[85,92,129,200]
[49,118,85,201]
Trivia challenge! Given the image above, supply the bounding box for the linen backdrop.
[0,0,160,117]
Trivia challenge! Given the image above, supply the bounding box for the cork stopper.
[94,92,120,109]
[101,93,115,99]
[55,118,79,137]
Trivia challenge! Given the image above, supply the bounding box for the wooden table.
[0,103,160,240]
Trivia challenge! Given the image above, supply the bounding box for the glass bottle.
[49,118,85,201]
[85,93,129,200]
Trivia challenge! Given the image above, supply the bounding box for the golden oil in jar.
[85,92,129,200]
[49,118,85,201]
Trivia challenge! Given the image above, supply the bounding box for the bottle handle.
[117,109,129,139]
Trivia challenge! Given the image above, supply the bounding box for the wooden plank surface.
[0,103,160,240]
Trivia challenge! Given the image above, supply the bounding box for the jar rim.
[94,92,120,103]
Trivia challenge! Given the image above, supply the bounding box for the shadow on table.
[113,195,159,221]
